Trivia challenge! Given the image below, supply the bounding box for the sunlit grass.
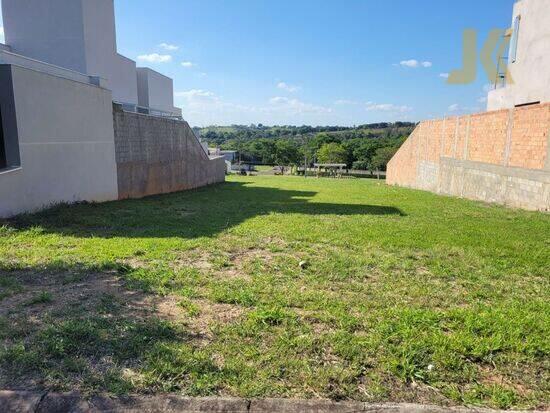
[0,175,548,409]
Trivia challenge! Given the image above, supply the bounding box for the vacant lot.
[0,176,548,409]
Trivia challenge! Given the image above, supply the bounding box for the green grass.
[0,176,548,409]
[24,291,53,306]
[254,165,274,172]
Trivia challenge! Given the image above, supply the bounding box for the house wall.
[0,48,105,87]
[113,105,226,199]
[0,65,119,218]
[1,0,139,105]
[136,68,176,114]
[81,0,138,104]
[487,0,550,110]
[1,0,88,73]
[387,103,550,211]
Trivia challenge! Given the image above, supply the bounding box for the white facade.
[487,0,550,111]
[1,0,180,112]
[0,0,184,217]
[0,64,119,217]
[137,68,182,116]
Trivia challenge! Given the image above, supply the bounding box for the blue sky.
[0,0,516,127]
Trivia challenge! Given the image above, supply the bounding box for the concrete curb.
[0,391,545,413]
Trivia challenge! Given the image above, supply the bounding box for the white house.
[1,0,181,118]
[487,0,550,110]
[0,0,224,218]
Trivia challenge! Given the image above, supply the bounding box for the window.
[0,66,21,170]
[0,107,6,169]
[509,15,521,63]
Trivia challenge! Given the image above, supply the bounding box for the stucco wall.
[0,65,119,218]
[2,0,139,105]
[137,68,176,114]
[2,0,88,73]
[487,0,550,110]
[113,105,226,199]
[81,0,138,105]
[387,103,550,211]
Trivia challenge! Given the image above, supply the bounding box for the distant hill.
[195,122,416,170]
[195,122,416,147]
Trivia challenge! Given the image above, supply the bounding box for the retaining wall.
[387,103,550,211]
[113,105,225,199]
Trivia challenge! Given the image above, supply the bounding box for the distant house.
[208,148,238,163]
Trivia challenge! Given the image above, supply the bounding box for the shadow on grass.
[0,271,219,394]
[4,181,404,239]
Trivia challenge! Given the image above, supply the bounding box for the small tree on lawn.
[274,139,301,174]
[370,146,398,178]
[317,143,348,165]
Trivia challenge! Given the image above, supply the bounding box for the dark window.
[0,66,21,169]
[0,107,6,169]
[509,15,521,63]
[515,101,540,108]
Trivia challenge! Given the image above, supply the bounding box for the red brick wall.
[441,117,457,158]
[387,103,550,186]
[468,110,509,164]
[454,116,469,160]
[386,128,419,187]
[509,104,550,170]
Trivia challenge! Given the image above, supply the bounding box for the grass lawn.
[0,176,548,409]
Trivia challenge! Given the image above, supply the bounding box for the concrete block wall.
[387,103,550,211]
[113,105,225,199]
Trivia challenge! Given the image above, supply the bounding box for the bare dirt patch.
[175,246,288,281]
[0,271,152,321]
[0,269,247,391]
[185,299,244,341]
[0,269,245,348]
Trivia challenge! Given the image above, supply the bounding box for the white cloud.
[175,89,218,101]
[447,103,482,114]
[365,103,412,113]
[181,61,196,68]
[334,99,360,105]
[268,97,331,114]
[175,89,259,124]
[175,90,337,127]
[159,43,179,51]
[400,59,419,68]
[439,73,449,79]
[399,59,432,68]
[137,53,172,63]
[477,96,488,103]
[0,27,4,43]
[277,82,300,93]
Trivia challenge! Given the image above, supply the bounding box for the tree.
[274,139,301,173]
[246,139,276,164]
[370,146,399,177]
[317,143,348,165]
[352,140,382,171]
[342,138,362,168]
[352,160,370,170]
[308,133,340,155]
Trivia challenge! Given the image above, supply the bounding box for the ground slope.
[0,176,548,409]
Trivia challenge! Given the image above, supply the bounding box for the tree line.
[196,122,415,171]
